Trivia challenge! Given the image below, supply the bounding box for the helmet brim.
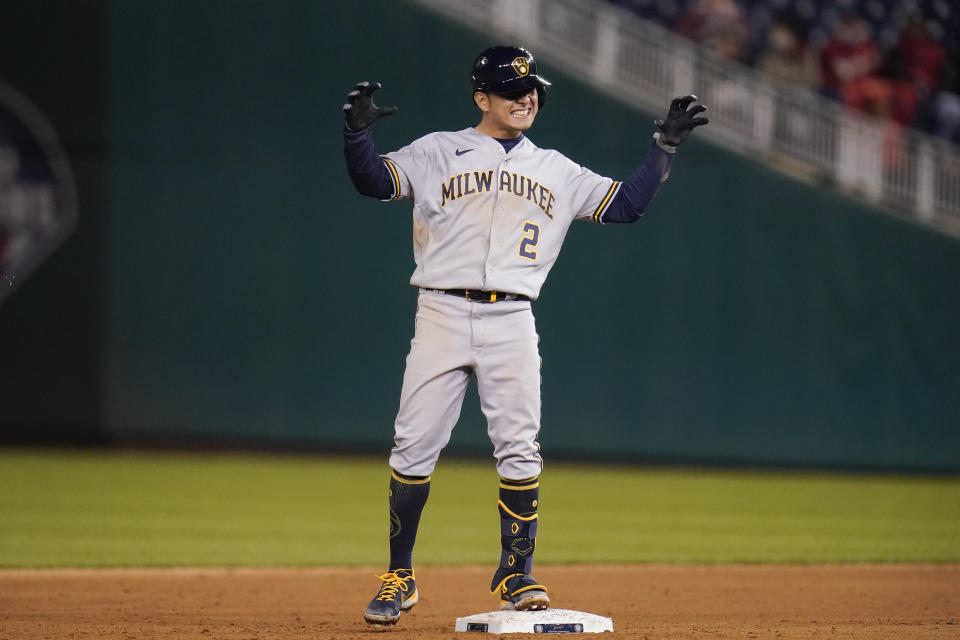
[474,75,550,108]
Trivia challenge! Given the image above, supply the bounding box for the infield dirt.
[1,565,957,639]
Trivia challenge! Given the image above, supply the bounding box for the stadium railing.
[413,0,960,238]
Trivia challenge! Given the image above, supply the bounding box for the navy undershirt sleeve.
[602,143,676,223]
[343,126,394,200]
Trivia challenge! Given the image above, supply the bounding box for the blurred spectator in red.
[843,74,918,126]
[674,0,750,62]
[894,12,946,100]
[820,11,880,100]
[756,10,820,90]
[838,77,909,172]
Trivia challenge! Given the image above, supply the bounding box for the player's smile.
[475,88,538,139]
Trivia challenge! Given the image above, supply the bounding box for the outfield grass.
[0,448,958,567]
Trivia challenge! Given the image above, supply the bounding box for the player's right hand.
[654,94,708,149]
[343,82,399,131]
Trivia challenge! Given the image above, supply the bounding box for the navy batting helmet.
[471,45,551,107]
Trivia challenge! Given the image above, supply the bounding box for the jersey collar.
[465,127,534,155]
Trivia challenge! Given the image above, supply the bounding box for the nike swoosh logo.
[455,148,474,156]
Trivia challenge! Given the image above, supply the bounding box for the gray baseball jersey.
[381,127,621,299]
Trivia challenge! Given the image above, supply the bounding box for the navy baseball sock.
[388,470,431,572]
[491,476,539,592]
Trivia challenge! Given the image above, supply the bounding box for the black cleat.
[495,573,550,611]
[363,569,418,625]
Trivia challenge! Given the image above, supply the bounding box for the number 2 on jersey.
[518,221,540,261]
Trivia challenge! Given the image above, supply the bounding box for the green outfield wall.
[2,0,958,470]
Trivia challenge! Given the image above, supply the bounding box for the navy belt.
[429,288,530,303]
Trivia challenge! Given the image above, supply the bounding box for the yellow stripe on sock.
[391,471,431,485]
[499,476,539,491]
[499,480,539,491]
[498,500,539,521]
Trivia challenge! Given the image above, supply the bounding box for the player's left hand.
[654,95,708,149]
[343,81,399,132]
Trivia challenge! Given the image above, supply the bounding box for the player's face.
[475,88,539,138]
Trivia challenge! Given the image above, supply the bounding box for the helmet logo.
[511,57,530,77]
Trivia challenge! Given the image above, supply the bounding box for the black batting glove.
[343,81,398,132]
[654,94,709,149]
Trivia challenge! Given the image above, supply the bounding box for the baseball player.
[343,45,707,626]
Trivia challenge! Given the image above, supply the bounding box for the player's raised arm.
[343,81,399,199]
[600,95,709,224]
